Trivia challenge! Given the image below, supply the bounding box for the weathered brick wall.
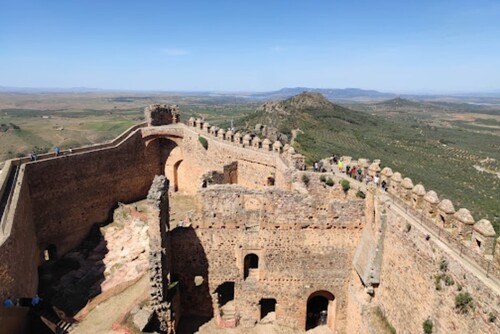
[25,131,161,257]
[373,202,500,334]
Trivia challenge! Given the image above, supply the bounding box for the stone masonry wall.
[171,184,365,331]
[373,198,500,334]
[171,227,362,331]
[0,165,38,298]
[25,130,161,258]
[144,125,282,194]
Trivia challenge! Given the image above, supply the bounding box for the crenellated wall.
[372,196,500,333]
[0,105,498,334]
[336,156,500,279]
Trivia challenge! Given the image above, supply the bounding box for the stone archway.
[305,290,336,331]
[172,159,183,192]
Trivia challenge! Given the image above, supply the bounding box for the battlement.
[145,104,180,126]
[0,105,498,333]
[330,156,500,279]
[185,116,306,170]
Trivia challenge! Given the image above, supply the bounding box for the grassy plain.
[0,92,498,232]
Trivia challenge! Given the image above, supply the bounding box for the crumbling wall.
[145,104,180,126]
[195,185,364,230]
[171,184,365,331]
[146,175,174,333]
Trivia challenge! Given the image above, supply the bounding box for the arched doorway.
[305,290,335,330]
[243,253,259,280]
[173,160,183,192]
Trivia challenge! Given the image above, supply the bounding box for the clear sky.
[1,0,499,93]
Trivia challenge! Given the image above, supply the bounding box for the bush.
[439,258,448,272]
[341,179,350,192]
[423,319,433,334]
[198,136,208,150]
[325,177,334,187]
[302,174,310,186]
[435,274,443,291]
[405,223,412,232]
[356,190,366,199]
[455,292,473,314]
[319,175,327,182]
[444,275,454,286]
[489,313,496,323]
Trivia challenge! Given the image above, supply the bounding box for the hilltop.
[240,92,377,140]
[233,92,500,231]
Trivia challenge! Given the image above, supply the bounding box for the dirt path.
[72,274,149,334]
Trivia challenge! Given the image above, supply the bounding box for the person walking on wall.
[3,297,14,308]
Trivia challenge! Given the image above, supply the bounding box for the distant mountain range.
[249,87,395,100]
[1,85,500,102]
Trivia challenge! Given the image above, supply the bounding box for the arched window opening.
[306,291,335,330]
[244,253,259,280]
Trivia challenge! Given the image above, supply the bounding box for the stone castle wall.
[24,130,160,258]
[373,196,500,333]
[0,165,38,299]
[170,182,365,331]
[0,105,499,333]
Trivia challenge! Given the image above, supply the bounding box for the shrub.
[356,190,366,199]
[444,275,454,286]
[455,292,473,314]
[319,175,327,182]
[198,136,208,150]
[439,258,448,272]
[341,179,350,192]
[435,274,443,291]
[325,177,334,187]
[405,223,412,233]
[302,174,310,186]
[489,313,496,323]
[423,319,433,334]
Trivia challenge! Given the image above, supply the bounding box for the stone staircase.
[39,308,76,334]
[221,300,236,322]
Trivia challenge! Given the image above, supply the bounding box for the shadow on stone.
[171,226,213,333]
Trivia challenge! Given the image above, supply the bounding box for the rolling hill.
[233,92,500,232]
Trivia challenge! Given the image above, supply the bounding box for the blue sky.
[1,0,499,93]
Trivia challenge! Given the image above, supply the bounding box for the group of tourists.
[3,294,41,308]
[28,146,73,162]
[327,154,388,191]
[312,160,326,172]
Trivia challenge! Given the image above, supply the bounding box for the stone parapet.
[337,154,499,279]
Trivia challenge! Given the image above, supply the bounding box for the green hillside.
[238,92,500,233]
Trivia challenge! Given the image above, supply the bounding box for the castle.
[0,105,499,333]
